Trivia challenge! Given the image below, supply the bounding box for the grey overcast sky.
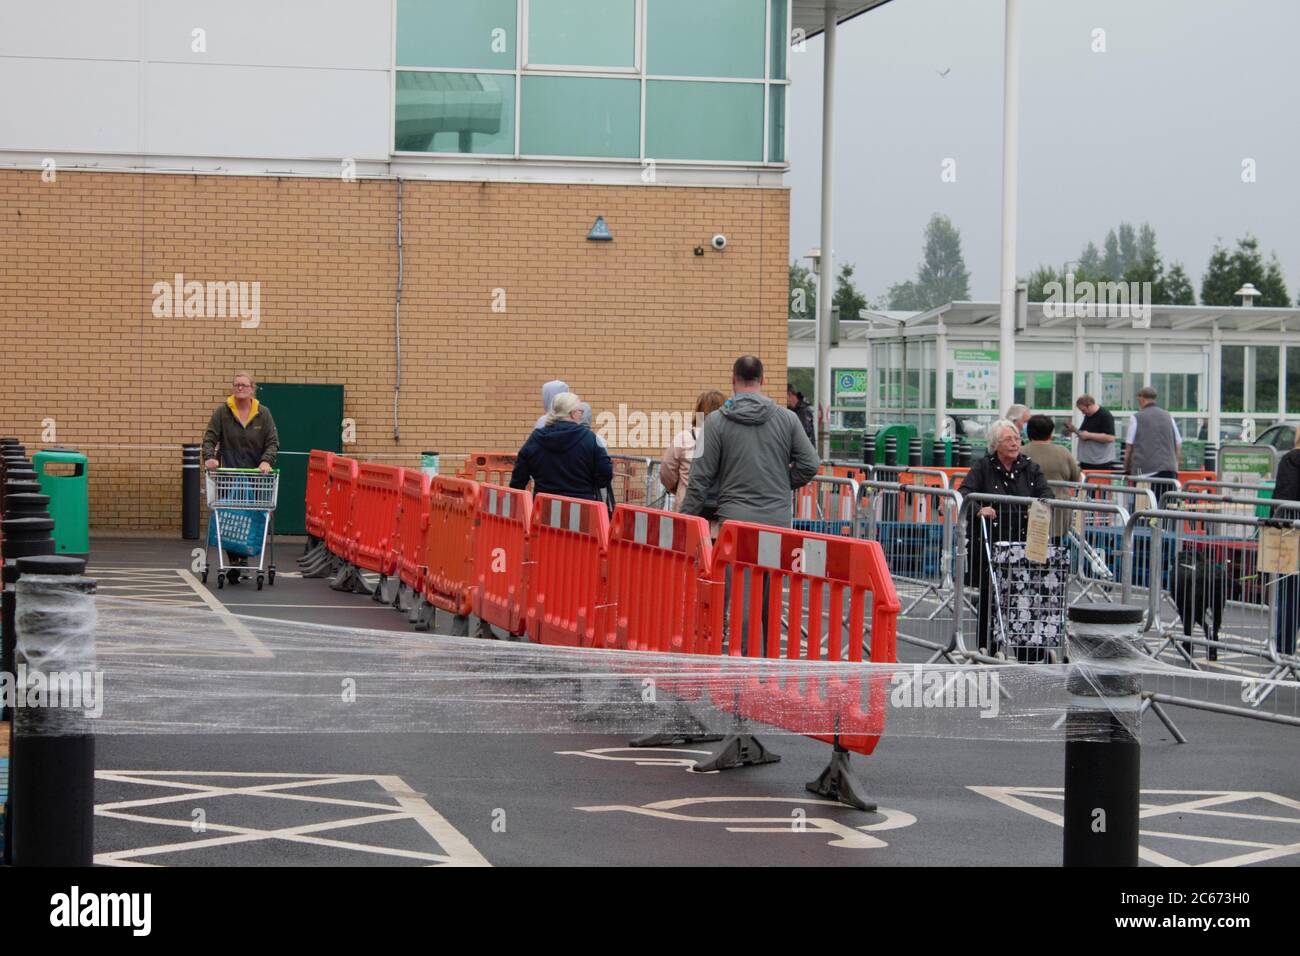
[787,0,1300,305]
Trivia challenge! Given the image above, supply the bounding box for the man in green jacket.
[202,371,279,583]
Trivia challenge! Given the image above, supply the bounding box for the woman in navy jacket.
[510,392,613,501]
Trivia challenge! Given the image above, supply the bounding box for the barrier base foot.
[328,563,370,594]
[806,744,876,812]
[630,731,725,747]
[376,574,401,605]
[411,599,435,632]
[396,583,417,614]
[297,540,325,564]
[300,552,336,579]
[449,614,470,637]
[693,734,780,772]
[629,703,723,747]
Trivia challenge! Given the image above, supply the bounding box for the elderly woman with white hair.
[511,392,612,501]
[959,418,1056,656]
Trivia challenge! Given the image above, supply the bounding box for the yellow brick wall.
[0,169,790,531]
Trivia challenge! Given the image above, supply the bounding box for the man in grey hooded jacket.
[681,355,821,529]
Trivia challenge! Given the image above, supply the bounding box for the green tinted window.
[646,0,766,78]
[769,0,788,80]
[768,84,785,162]
[397,0,517,70]
[520,76,640,157]
[646,81,763,161]
[527,0,636,68]
[394,72,516,154]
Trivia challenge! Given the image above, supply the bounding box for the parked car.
[1255,422,1297,452]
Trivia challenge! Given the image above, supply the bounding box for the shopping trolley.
[203,467,279,590]
[980,516,1070,663]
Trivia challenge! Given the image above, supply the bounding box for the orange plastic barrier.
[305,450,334,541]
[527,494,610,647]
[325,456,359,559]
[1178,469,1216,486]
[459,452,517,487]
[352,464,405,573]
[473,483,533,637]
[705,521,900,755]
[937,466,969,490]
[394,469,431,593]
[601,505,713,653]
[423,476,480,617]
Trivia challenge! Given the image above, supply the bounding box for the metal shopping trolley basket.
[982,517,1070,663]
[203,468,279,590]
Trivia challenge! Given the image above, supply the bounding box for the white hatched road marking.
[969,786,1300,866]
[94,771,490,867]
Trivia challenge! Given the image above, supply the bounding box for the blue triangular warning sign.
[587,216,612,241]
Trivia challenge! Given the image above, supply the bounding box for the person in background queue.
[787,383,816,446]
[660,389,727,530]
[511,392,612,501]
[1064,394,1116,471]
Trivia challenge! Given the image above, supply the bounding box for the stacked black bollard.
[907,437,922,468]
[182,444,201,540]
[956,438,972,467]
[9,554,97,867]
[1063,603,1143,867]
[931,439,946,468]
[1203,442,1217,473]
[883,435,898,467]
[862,431,877,467]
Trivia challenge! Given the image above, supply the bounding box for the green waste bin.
[32,449,89,555]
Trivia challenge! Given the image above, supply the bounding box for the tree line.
[789,215,1295,317]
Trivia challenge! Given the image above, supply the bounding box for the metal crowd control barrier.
[1121,503,1300,673]
[793,475,860,537]
[602,505,713,653]
[952,493,1130,664]
[1119,506,1300,723]
[1048,480,1158,608]
[608,454,658,509]
[867,464,952,489]
[472,484,532,637]
[527,494,610,647]
[857,479,964,661]
[418,476,479,632]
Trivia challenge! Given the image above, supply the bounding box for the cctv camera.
[711,234,727,251]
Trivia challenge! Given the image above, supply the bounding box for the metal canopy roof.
[792,1,896,40]
[789,301,1300,341]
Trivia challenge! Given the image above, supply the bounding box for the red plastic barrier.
[305,450,334,541]
[423,476,479,617]
[459,452,517,487]
[473,483,532,637]
[706,521,900,755]
[325,456,359,559]
[352,464,404,573]
[394,470,431,593]
[602,505,713,653]
[940,466,970,491]
[527,494,610,647]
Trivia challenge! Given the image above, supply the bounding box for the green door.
[257,383,344,535]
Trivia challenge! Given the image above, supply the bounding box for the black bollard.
[1203,442,1217,473]
[862,432,877,467]
[884,435,898,467]
[182,444,201,540]
[1063,603,1143,867]
[1,515,56,864]
[9,554,97,867]
[956,439,971,467]
[908,437,922,468]
[3,493,51,519]
[931,440,946,468]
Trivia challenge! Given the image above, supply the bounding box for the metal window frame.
[521,0,642,74]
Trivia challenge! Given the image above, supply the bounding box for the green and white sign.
[834,369,867,400]
[953,348,999,402]
[1219,444,1277,485]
